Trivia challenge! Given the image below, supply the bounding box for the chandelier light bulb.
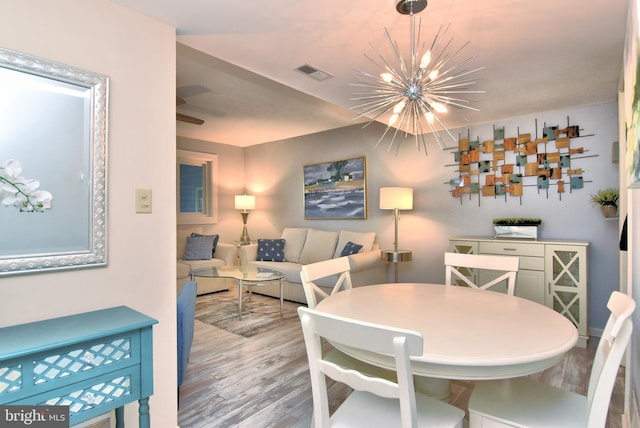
[425,111,435,123]
[381,72,394,83]
[393,100,406,114]
[389,113,400,126]
[420,50,431,69]
[431,102,447,113]
[428,69,439,80]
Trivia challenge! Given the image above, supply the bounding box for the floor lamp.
[380,187,413,282]
[235,194,255,243]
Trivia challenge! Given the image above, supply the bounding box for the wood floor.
[178,290,625,428]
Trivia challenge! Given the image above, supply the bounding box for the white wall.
[0,1,178,426]
[244,102,620,330]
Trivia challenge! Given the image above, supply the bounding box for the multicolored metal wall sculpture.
[449,117,596,204]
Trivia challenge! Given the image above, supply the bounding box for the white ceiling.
[113,0,629,147]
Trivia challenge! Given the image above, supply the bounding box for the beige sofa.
[238,228,387,304]
[177,227,238,295]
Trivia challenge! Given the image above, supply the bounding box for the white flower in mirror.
[0,159,53,212]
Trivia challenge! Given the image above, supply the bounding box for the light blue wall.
[242,102,620,331]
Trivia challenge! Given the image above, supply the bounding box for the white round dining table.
[316,283,578,384]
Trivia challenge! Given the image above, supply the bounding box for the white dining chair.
[300,255,400,418]
[298,306,465,428]
[300,256,353,309]
[468,291,635,428]
[444,252,520,295]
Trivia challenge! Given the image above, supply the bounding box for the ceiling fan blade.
[176,97,186,106]
[177,112,204,125]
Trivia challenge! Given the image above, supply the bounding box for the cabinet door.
[515,269,546,305]
[545,244,588,340]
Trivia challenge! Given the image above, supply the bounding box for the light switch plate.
[135,188,152,213]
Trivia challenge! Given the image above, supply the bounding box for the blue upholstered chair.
[177,281,197,396]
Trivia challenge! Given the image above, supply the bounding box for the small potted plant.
[493,217,542,240]
[590,188,619,218]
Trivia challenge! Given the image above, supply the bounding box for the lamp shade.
[235,194,255,211]
[380,187,413,210]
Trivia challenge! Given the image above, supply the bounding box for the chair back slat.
[300,306,422,355]
[300,257,353,309]
[319,359,399,398]
[444,252,519,295]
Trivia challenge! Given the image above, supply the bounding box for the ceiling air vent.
[296,64,333,81]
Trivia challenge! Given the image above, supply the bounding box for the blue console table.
[0,306,158,427]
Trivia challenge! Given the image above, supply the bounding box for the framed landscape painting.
[303,157,367,220]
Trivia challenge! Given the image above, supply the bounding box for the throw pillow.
[257,239,285,262]
[184,235,215,260]
[340,241,363,257]
[190,233,219,257]
[332,230,376,258]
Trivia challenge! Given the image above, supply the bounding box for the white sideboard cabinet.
[449,237,589,347]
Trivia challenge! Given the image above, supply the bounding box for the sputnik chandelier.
[351,0,484,154]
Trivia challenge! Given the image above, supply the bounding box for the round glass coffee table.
[190,266,285,320]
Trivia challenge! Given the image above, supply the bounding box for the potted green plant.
[493,217,542,240]
[590,188,619,218]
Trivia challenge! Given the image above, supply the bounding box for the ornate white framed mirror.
[0,48,108,275]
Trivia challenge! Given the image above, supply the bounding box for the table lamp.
[380,187,413,282]
[235,194,255,242]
